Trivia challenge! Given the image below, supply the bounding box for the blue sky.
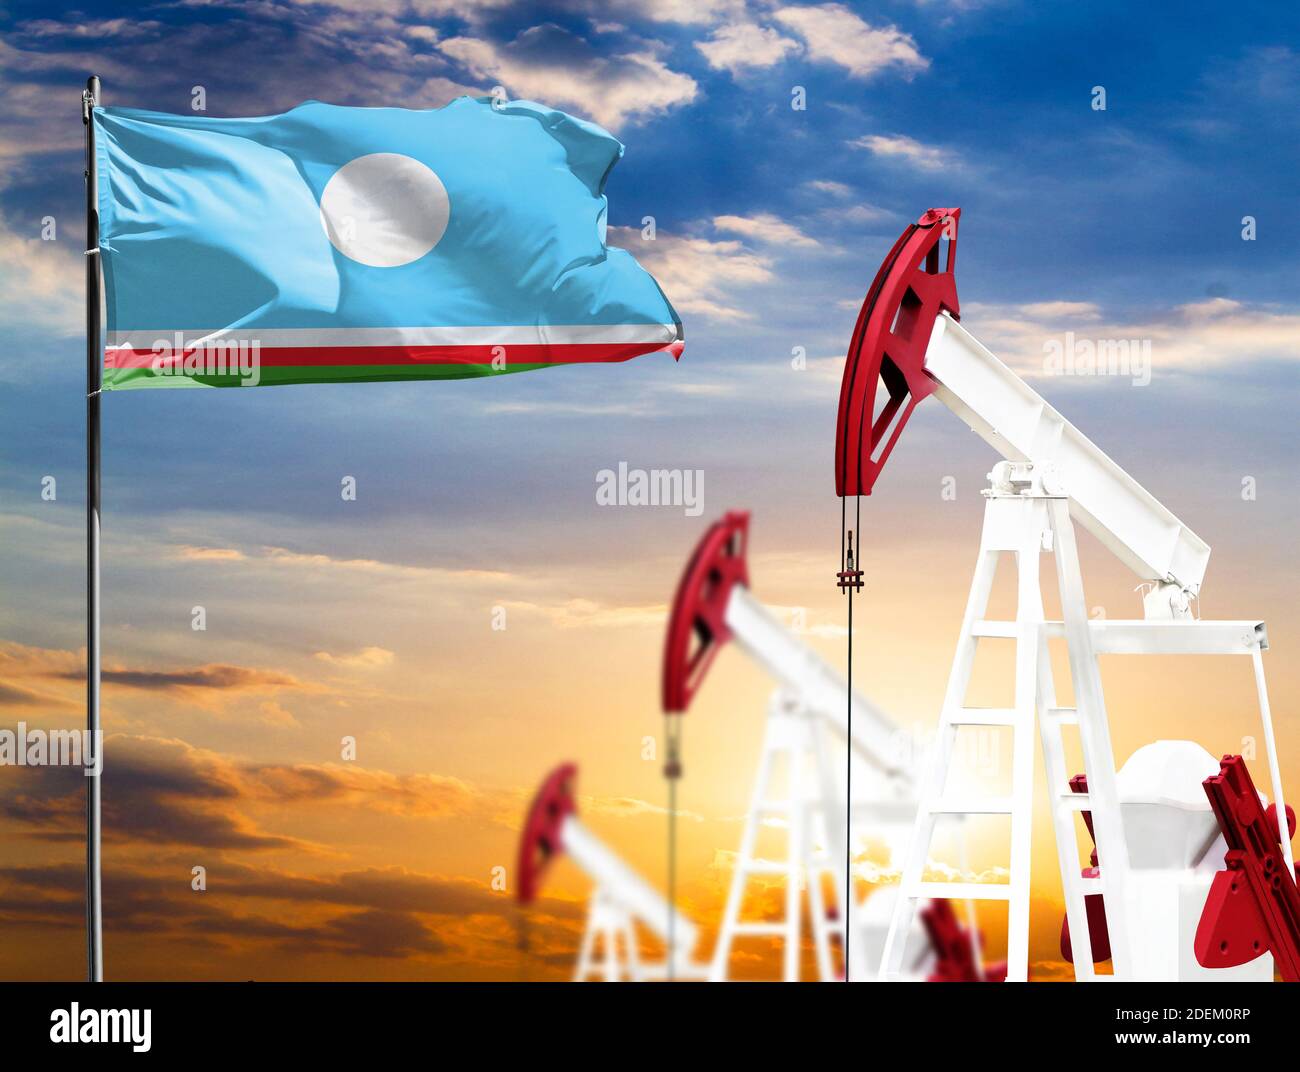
[2,0,1297,537]
[0,1,1298,979]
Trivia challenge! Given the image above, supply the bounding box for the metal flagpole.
[82,73,104,982]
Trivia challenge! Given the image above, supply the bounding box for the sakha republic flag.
[92,97,684,389]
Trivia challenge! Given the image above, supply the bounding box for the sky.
[0,0,1298,981]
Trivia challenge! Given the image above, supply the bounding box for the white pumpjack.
[516,763,706,982]
[834,207,1290,982]
[662,512,994,982]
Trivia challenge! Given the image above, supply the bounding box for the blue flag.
[93,97,683,389]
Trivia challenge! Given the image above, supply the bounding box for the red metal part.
[516,762,578,904]
[835,207,961,498]
[1060,773,1112,964]
[920,898,1007,982]
[1195,754,1300,979]
[836,529,864,593]
[661,511,750,713]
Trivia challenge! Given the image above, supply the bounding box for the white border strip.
[105,324,680,349]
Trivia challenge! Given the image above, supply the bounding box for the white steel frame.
[877,307,1286,982]
[881,462,1280,982]
[560,814,704,982]
[708,690,864,981]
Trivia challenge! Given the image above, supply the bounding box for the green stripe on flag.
[101,363,566,390]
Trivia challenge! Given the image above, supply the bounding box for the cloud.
[12,17,167,41]
[397,0,517,19]
[0,216,83,349]
[851,133,955,170]
[413,0,734,25]
[609,226,773,321]
[609,213,831,319]
[211,861,526,916]
[520,0,745,25]
[774,4,928,80]
[314,907,448,957]
[501,597,666,630]
[0,861,455,959]
[479,397,656,416]
[0,641,82,680]
[175,545,248,562]
[1019,301,1102,321]
[801,183,895,225]
[696,22,799,72]
[141,901,449,958]
[0,642,86,714]
[439,24,697,129]
[172,540,513,585]
[0,10,480,167]
[805,179,851,197]
[1,639,321,717]
[0,856,579,971]
[964,297,1300,377]
[0,739,309,851]
[713,212,819,248]
[260,545,512,584]
[0,680,78,711]
[617,0,742,22]
[94,664,311,696]
[257,700,300,728]
[1200,45,1300,121]
[833,203,894,225]
[583,795,704,821]
[243,760,505,820]
[314,646,396,669]
[0,733,520,854]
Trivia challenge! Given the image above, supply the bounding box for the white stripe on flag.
[104,324,680,349]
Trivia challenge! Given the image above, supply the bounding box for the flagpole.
[82,72,104,983]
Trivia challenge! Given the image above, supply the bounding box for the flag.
[93,97,683,389]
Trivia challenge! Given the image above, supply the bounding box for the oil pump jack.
[516,763,707,981]
[833,207,1298,981]
[661,511,1000,982]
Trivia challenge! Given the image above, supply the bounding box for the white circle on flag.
[319,153,450,268]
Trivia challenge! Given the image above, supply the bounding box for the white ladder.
[806,811,845,981]
[574,889,642,981]
[880,467,1133,981]
[710,691,866,980]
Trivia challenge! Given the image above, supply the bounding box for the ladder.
[880,463,1133,981]
[574,889,642,981]
[710,691,867,980]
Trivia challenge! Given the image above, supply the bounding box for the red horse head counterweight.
[1196,754,1300,980]
[1060,773,1113,965]
[515,763,703,979]
[661,511,750,713]
[835,207,961,498]
[920,899,1007,983]
[517,762,578,904]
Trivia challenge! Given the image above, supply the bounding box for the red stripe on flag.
[104,341,683,369]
